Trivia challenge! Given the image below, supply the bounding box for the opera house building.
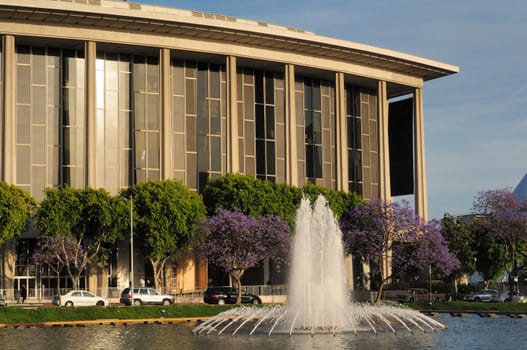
[0,0,458,299]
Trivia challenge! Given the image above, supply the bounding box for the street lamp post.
[129,195,134,294]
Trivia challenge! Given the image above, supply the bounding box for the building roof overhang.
[0,0,459,82]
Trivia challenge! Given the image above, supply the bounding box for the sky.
[138,0,527,219]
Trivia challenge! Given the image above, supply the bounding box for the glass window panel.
[255,71,264,104]
[16,105,30,144]
[146,58,159,93]
[119,111,131,146]
[305,111,313,144]
[16,46,30,64]
[210,100,221,135]
[106,60,119,91]
[265,72,274,104]
[32,166,46,197]
[186,115,196,152]
[96,69,105,109]
[106,90,118,111]
[210,64,220,98]
[147,170,160,181]
[147,132,160,169]
[354,118,361,148]
[266,141,275,175]
[133,60,145,93]
[32,125,46,164]
[312,81,321,110]
[314,145,322,178]
[16,66,30,104]
[197,101,209,135]
[135,131,146,168]
[173,135,185,170]
[16,146,31,184]
[275,89,284,123]
[185,62,197,78]
[211,136,221,171]
[146,94,159,130]
[266,106,275,139]
[305,144,313,178]
[313,111,322,144]
[31,48,46,84]
[173,95,185,133]
[304,80,311,109]
[119,72,131,110]
[255,104,265,139]
[171,61,184,95]
[256,139,265,174]
[48,106,59,144]
[185,79,196,115]
[134,93,145,130]
[197,64,208,98]
[197,136,208,171]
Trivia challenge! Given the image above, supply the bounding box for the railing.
[1,285,379,304]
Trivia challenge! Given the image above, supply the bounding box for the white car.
[53,290,108,307]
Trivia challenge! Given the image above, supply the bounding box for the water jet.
[194,195,446,336]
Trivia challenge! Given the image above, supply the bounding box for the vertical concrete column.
[160,48,172,180]
[377,80,391,201]
[85,41,97,188]
[285,64,298,186]
[413,87,428,220]
[377,81,392,283]
[335,72,348,192]
[2,35,15,183]
[226,56,239,173]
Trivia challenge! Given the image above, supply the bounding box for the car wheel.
[474,297,481,302]
[162,299,171,306]
[96,300,105,306]
[217,299,225,305]
[65,301,73,307]
[133,299,142,306]
[409,297,414,303]
[252,298,260,305]
[434,297,440,302]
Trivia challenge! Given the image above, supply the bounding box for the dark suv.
[203,287,261,305]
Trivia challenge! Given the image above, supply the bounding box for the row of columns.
[1,36,428,219]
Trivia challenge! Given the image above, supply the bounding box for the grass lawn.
[2,301,527,325]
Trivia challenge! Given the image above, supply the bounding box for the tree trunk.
[232,270,245,304]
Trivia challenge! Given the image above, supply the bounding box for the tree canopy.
[197,209,291,304]
[340,199,458,303]
[36,186,125,262]
[202,173,361,226]
[0,182,36,245]
[472,188,527,290]
[121,180,206,290]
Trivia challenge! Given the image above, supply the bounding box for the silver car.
[464,289,500,302]
[120,287,174,306]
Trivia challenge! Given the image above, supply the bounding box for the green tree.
[122,180,206,291]
[0,182,36,245]
[441,213,477,293]
[202,174,362,225]
[36,186,125,287]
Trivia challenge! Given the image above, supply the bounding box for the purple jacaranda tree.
[472,189,527,292]
[32,236,90,291]
[197,210,291,304]
[340,199,458,303]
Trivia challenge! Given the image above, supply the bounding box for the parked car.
[52,290,107,307]
[0,295,6,307]
[119,287,174,306]
[464,289,500,302]
[499,290,527,303]
[203,287,261,305]
[396,288,447,303]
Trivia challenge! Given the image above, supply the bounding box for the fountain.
[194,195,447,336]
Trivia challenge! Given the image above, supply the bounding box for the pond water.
[0,314,525,350]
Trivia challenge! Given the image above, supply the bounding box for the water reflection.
[0,314,526,350]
